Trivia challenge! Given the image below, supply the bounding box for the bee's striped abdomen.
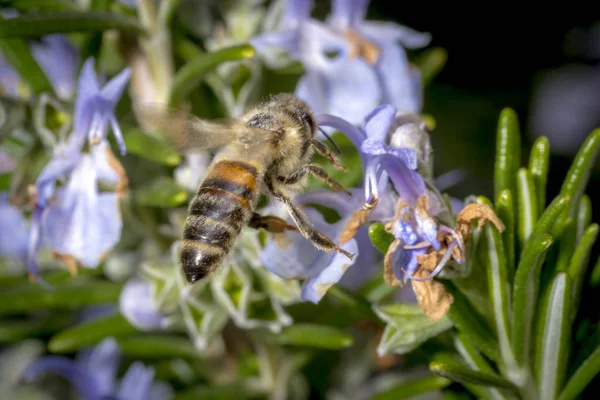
[180,160,259,283]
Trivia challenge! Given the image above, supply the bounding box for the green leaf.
[359,274,396,303]
[135,176,188,207]
[413,47,447,85]
[368,222,394,254]
[576,195,592,244]
[273,324,354,349]
[371,375,452,400]
[568,223,598,309]
[0,0,81,12]
[478,196,516,371]
[516,168,538,248]
[0,281,123,315]
[430,357,517,390]
[0,37,53,94]
[559,344,600,400]
[454,334,509,400]
[49,313,137,352]
[115,335,200,359]
[589,255,600,287]
[526,194,570,247]
[496,190,515,277]
[124,128,181,167]
[0,12,146,38]
[528,136,550,211]
[169,44,255,107]
[446,284,500,363]
[174,380,267,400]
[326,285,381,323]
[558,128,600,219]
[511,233,553,369]
[494,108,521,205]
[536,272,572,400]
[0,313,71,343]
[373,303,453,356]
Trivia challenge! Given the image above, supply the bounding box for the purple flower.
[0,34,77,100]
[26,58,130,283]
[259,205,359,303]
[21,338,173,400]
[250,0,430,125]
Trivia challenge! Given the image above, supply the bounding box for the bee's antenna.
[318,127,342,155]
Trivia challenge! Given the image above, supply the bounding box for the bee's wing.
[137,104,269,153]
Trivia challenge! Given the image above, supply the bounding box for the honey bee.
[144,93,354,283]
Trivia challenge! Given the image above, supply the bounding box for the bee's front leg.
[266,179,355,260]
[310,139,348,172]
[249,213,298,233]
[277,164,352,198]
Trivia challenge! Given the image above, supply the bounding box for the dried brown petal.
[104,145,129,198]
[410,268,454,321]
[456,203,505,242]
[52,252,80,276]
[344,29,381,65]
[416,250,444,274]
[384,239,403,287]
[340,208,371,244]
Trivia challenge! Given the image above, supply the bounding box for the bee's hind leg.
[266,180,355,260]
[249,213,298,233]
[277,164,352,199]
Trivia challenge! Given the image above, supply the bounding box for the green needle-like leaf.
[0,0,81,11]
[413,47,447,85]
[589,255,600,287]
[568,223,598,309]
[135,176,189,207]
[0,313,71,343]
[49,313,137,352]
[494,108,521,204]
[174,380,267,400]
[526,194,570,248]
[516,168,538,248]
[115,335,201,359]
[446,285,500,363]
[371,375,452,400]
[273,324,354,349]
[512,233,553,368]
[454,334,509,400]
[554,128,600,233]
[528,136,550,211]
[124,128,181,167]
[169,44,255,107]
[559,344,600,400]
[368,222,395,254]
[327,285,381,323]
[0,36,53,94]
[0,281,123,315]
[430,358,517,390]
[576,195,592,244]
[0,12,146,38]
[479,196,516,372]
[496,190,515,277]
[536,272,572,400]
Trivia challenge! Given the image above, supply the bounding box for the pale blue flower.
[250,0,430,125]
[27,58,131,283]
[21,338,173,400]
[260,206,358,303]
[0,33,77,100]
[119,278,168,331]
[0,192,29,264]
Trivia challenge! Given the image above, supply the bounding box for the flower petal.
[76,338,120,396]
[21,356,101,399]
[119,279,167,331]
[374,42,422,113]
[284,0,313,26]
[362,104,397,143]
[116,362,155,400]
[0,193,29,261]
[30,35,77,100]
[35,151,80,207]
[316,113,365,149]
[301,237,358,303]
[360,21,431,49]
[328,0,369,29]
[72,58,100,141]
[91,140,120,184]
[376,154,425,206]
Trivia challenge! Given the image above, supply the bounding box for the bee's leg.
[278,164,352,199]
[249,213,298,233]
[266,180,355,260]
[310,139,348,172]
